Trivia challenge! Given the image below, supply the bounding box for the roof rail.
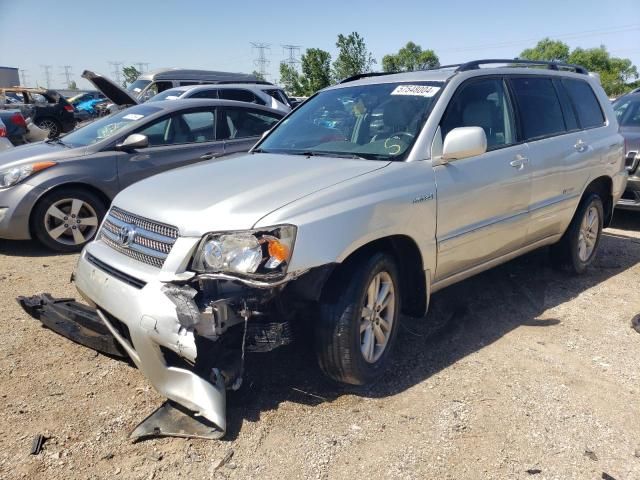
[339,72,397,84]
[456,59,588,74]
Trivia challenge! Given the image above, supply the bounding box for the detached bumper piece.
[17,294,127,359]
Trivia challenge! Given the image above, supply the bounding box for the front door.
[117,108,223,189]
[433,77,532,282]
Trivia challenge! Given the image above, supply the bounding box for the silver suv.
[71,59,626,437]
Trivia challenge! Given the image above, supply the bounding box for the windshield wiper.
[45,137,71,148]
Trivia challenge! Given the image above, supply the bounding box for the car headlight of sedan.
[0,162,56,188]
[192,225,297,277]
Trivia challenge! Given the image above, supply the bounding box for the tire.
[35,118,62,138]
[550,192,604,274]
[31,187,106,252]
[315,252,401,385]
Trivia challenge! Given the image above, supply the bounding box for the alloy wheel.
[360,271,395,363]
[44,198,99,246]
[577,204,599,262]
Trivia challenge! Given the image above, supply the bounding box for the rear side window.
[218,107,281,139]
[510,77,566,140]
[190,89,218,99]
[218,89,257,104]
[561,79,605,129]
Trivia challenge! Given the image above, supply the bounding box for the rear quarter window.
[561,79,605,129]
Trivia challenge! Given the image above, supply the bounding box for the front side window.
[259,82,443,160]
[562,79,605,129]
[138,110,216,145]
[441,78,515,150]
[218,107,281,139]
[511,77,566,141]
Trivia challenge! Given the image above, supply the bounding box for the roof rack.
[455,59,588,74]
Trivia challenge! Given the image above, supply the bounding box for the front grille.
[99,207,179,268]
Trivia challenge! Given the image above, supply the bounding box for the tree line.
[279,33,638,97]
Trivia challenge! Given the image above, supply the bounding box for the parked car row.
[15,59,627,439]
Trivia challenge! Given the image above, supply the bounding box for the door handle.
[200,152,220,160]
[574,139,588,152]
[510,154,529,170]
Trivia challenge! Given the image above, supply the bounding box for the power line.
[19,69,28,86]
[40,65,53,88]
[251,42,271,79]
[59,65,73,88]
[134,62,150,73]
[109,61,123,85]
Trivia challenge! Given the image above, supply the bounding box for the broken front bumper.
[73,249,229,437]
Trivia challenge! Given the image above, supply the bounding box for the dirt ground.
[1,211,639,480]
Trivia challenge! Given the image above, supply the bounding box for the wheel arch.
[583,175,613,227]
[29,182,111,236]
[319,234,428,318]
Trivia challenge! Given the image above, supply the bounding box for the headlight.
[0,162,56,188]
[192,225,296,277]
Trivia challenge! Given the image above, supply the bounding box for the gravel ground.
[1,211,640,480]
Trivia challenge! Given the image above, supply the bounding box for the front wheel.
[31,188,106,252]
[315,252,400,385]
[550,193,604,274]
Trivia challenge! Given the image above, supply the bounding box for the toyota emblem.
[117,223,137,248]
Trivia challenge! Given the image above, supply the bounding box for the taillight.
[64,104,74,112]
[0,125,6,137]
[10,112,27,128]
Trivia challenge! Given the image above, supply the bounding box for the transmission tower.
[40,65,53,88]
[19,69,28,86]
[281,44,301,68]
[250,42,271,79]
[134,62,149,73]
[109,61,124,85]
[60,65,73,88]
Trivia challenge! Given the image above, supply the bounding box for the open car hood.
[81,70,139,106]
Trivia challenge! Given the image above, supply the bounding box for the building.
[0,67,20,88]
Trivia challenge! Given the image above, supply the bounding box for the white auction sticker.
[391,85,440,97]
[123,113,144,121]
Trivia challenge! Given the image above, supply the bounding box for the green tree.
[121,65,141,88]
[520,39,638,96]
[300,48,332,95]
[382,41,439,72]
[519,38,570,62]
[279,63,303,97]
[332,32,376,81]
[252,70,266,81]
[68,80,78,91]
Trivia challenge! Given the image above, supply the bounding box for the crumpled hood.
[0,142,85,170]
[113,153,390,236]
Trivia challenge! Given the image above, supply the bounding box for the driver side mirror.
[439,127,487,163]
[115,133,149,151]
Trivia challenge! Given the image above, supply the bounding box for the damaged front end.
[18,252,330,440]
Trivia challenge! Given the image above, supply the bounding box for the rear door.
[117,108,223,189]
[217,106,282,154]
[433,77,532,281]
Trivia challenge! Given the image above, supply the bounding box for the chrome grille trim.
[99,207,179,268]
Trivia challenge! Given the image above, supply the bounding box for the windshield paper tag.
[391,85,440,97]
[123,113,144,121]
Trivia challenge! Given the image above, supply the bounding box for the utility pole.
[40,65,53,88]
[19,69,28,86]
[60,65,73,88]
[134,62,149,73]
[250,42,271,79]
[109,61,123,85]
[281,44,301,68]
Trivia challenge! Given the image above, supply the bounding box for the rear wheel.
[32,188,106,252]
[315,252,400,385]
[35,118,61,138]
[550,193,603,274]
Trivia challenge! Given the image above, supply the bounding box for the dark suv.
[0,87,76,138]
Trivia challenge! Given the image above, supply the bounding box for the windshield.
[147,88,184,102]
[259,82,443,160]
[61,105,162,147]
[127,79,151,94]
[613,97,640,127]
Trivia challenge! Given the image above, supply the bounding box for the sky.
[1,0,638,90]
